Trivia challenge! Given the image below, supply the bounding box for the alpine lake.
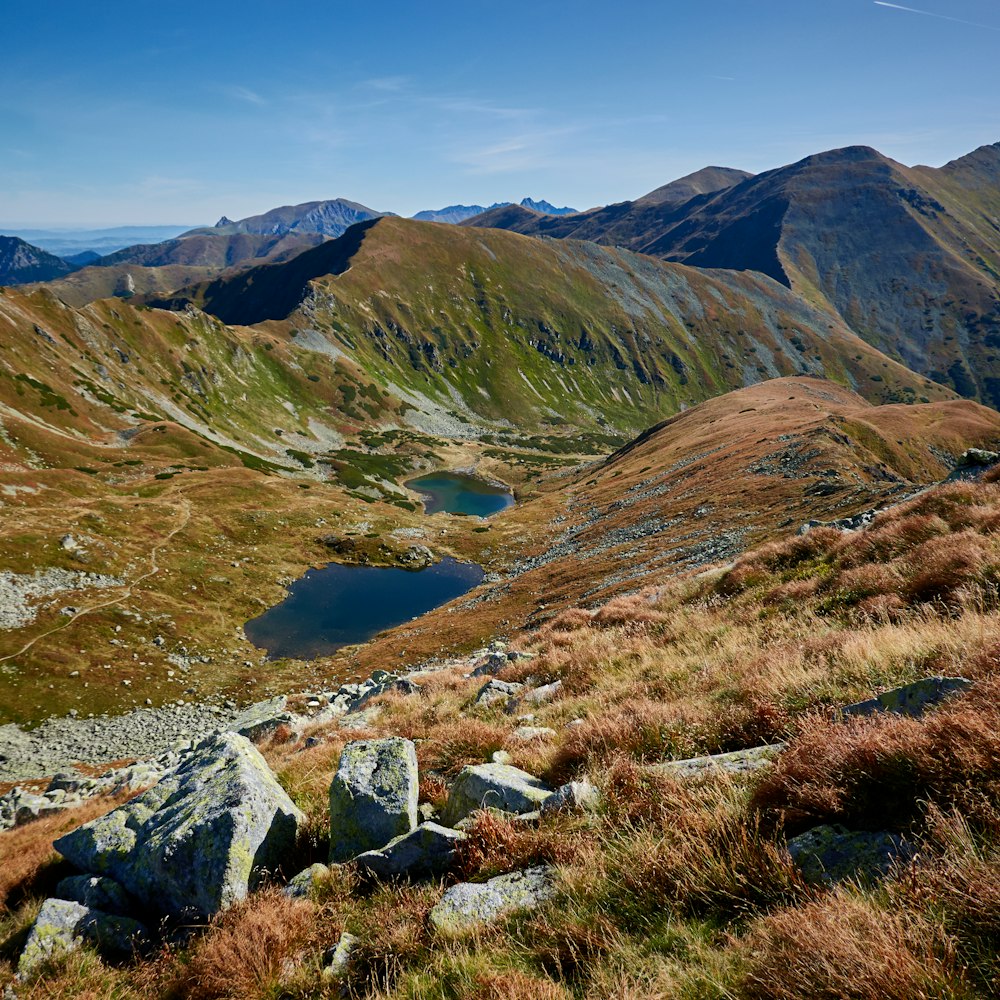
[244,472,514,659]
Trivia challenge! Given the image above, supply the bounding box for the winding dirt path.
[0,497,192,665]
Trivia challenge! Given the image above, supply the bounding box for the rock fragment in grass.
[429,866,555,935]
[648,743,786,779]
[841,676,972,720]
[352,821,466,878]
[283,862,331,899]
[541,778,600,815]
[786,824,914,884]
[442,762,553,825]
[474,678,523,709]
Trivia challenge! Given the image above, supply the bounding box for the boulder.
[352,822,466,879]
[648,743,786,780]
[442,763,553,826]
[429,866,555,935]
[842,676,972,719]
[54,732,304,918]
[329,737,418,863]
[786,824,914,884]
[18,898,148,976]
[471,652,509,677]
[540,779,601,816]
[229,696,293,742]
[54,875,132,916]
[283,862,331,899]
[523,680,563,706]
[474,679,523,709]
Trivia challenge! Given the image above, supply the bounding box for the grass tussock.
[752,677,1000,832]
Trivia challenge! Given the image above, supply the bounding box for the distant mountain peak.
[187,199,386,241]
[214,216,234,227]
[0,235,77,285]
[636,166,754,207]
[518,197,577,215]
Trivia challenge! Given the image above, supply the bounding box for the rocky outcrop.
[53,875,132,916]
[649,743,786,780]
[329,737,419,863]
[352,821,466,879]
[429,866,556,935]
[442,763,553,826]
[53,732,304,918]
[474,679,523,709]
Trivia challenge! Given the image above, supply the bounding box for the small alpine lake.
[406,471,514,517]
[245,557,485,660]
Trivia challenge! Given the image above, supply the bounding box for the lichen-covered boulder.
[786,824,914,884]
[18,898,148,976]
[329,737,418,863]
[442,763,553,826]
[842,676,972,719]
[353,822,466,879]
[53,732,304,918]
[322,931,360,983]
[429,866,555,935]
[54,874,132,916]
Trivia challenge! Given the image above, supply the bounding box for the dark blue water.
[407,471,514,517]
[245,557,485,660]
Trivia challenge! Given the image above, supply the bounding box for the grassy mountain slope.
[155,216,951,439]
[466,142,1000,407]
[634,165,754,206]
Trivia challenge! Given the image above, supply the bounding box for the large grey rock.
[18,898,148,976]
[442,763,553,826]
[329,737,418,863]
[786,824,914,884]
[429,866,555,935]
[54,875,132,916]
[474,679,523,709]
[353,822,466,879]
[53,732,304,918]
[648,743,786,780]
[229,696,293,741]
[842,676,972,719]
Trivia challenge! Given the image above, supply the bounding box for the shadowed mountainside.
[465,144,1000,406]
[0,236,76,285]
[148,216,951,436]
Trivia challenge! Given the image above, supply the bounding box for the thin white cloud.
[223,85,268,106]
[873,1,1000,31]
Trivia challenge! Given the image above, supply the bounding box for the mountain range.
[462,144,1000,406]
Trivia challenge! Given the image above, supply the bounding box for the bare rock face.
[53,732,304,919]
[842,676,972,719]
[329,737,419,862]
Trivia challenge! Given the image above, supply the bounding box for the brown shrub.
[173,890,315,1000]
[415,718,508,777]
[752,679,1000,832]
[740,891,965,1000]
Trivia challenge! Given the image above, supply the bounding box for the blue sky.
[1,0,998,226]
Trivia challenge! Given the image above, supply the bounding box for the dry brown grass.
[739,890,967,1000]
[752,678,1000,832]
[172,890,316,1000]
